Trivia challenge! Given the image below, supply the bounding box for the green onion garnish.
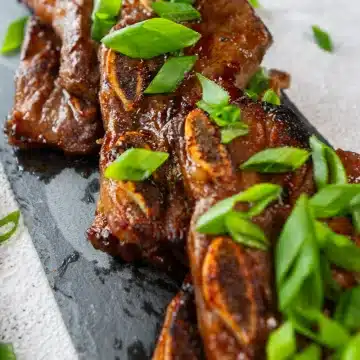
[338,333,360,360]
[246,68,269,96]
[312,25,333,52]
[196,73,229,108]
[310,184,360,218]
[262,89,281,105]
[0,343,16,360]
[152,2,201,22]
[144,55,197,94]
[0,210,20,243]
[244,89,258,101]
[91,0,122,41]
[276,195,323,311]
[102,18,201,59]
[225,211,269,250]
[220,122,249,144]
[196,183,281,235]
[334,286,360,332]
[1,16,28,55]
[104,148,169,181]
[294,344,321,360]
[240,147,310,173]
[266,321,296,360]
[248,0,261,8]
[310,135,347,190]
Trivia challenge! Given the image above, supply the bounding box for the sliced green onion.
[316,222,360,272]
[351,207,360,233]
[196,183,281,234]
[199,104,241,127]
[310,136,347,190]
[320,255,341,301]
[144,55,197,94]
[248,0,261,8]
[289,308,350,349]
[196,73,229,107]
[225,212,269,250]
[240,147,310,173]
[312,25,333,52]
[246,68,269,96]
[262,89,281,105]
[0,343,16,360]
[310,184,360,218]
[266,321,296,360]
[102,18,201,59]
[171,0,195,3]
[0,210,20,243]
[293,344,321,360]
[91,0,122,41]
[152,2,201,22]
[1,16,28,55]
[334,286,360,332]
[276,195,322,311]
[339,333,360,360]
[104,148,169,181]
[221,122,249,144]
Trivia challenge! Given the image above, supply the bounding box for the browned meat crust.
[184,99,360,358]
[152,277,204,360]
[6,17,102,154]
[21,0,99,101]
[87,0,272,264]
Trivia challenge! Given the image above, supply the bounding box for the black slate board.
[0,4,329,360]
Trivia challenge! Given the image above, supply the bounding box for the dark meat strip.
[21,0,99,102]
[152,277,204,360]
[6,17,102,155]
[87,0,272,264]
[184,98,360,359]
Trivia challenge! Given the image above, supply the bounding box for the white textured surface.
[0,0,359,359]
[0,163,78,360]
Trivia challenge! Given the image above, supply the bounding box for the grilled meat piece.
[184,99,360,359]
[88,0,272,263]
[21,0,99,101]
[152,277,204,360]
[6,17,102,154]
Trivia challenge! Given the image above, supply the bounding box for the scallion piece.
[262,89,281,105]
[225,211,269,250]
[152,2,201,22]
[102,18,201,59]
[310,184,360,218]
[248,0,261,8]
[339,333,360,360]
[244,89,258,101]
[0,343,16,360]
[220,122,249,144]
[289,308,350,349]
[310,135,347,190]
[293,345,321,360]
[0,210,20,243]
[144,55,197,94]
[334,286,360,332]
[196,73,229,107]
[196,183,281,234]
[171,0,195,3]
[276,195,322,311]
[312,25,333,52]
[104,148,169,181]
[240,147,310,173]
[246,68,269,96]
[1,16,28,55]
[266,321,296,360]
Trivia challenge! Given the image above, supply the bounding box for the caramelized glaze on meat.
[21,0,99,101]
[87,0,272,264]
[6,17,102,154]
[153,277,204,360]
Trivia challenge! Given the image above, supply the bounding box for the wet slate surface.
[0,3,329,360]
